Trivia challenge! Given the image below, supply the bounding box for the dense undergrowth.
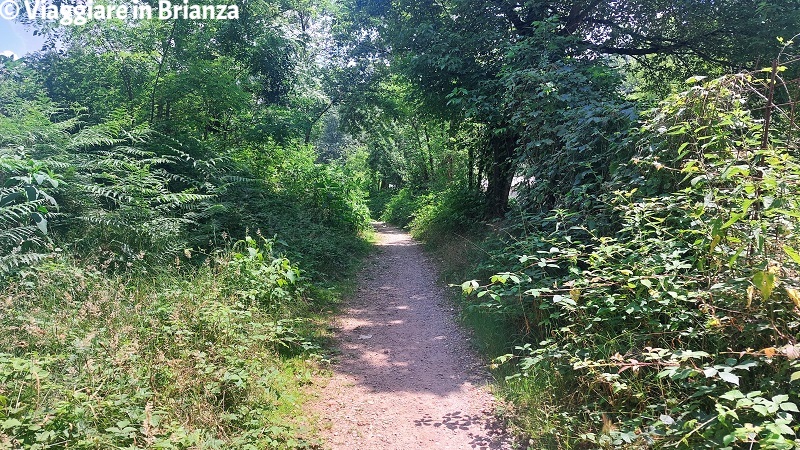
[1,54,371,448]
[1,238,326,449]
[379,67,800,449]
[380,186,485,240]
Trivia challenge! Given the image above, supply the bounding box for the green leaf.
[741,198,755,214]
[1,418,21,429]
[772,394,789,403]
[0,191,22,207]
[721,213,743,229]
[24,185,37,201]
[690,175,707,186]
[773,422,794,435]
[677,142,691,157]
[752,270,776,300]
[31,212,47,234]
[718,371,739,385]
[720,390,744,400]
[721,165,749,179]
[775,209,800,219]
[461,280,478,295]
[722,434,735,445]
[753,404,770,416]
[780,402,799,412]
[784,246,800,265]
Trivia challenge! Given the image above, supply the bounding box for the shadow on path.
[315,222,514,449]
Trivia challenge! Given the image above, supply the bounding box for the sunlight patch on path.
[311,222,512,449]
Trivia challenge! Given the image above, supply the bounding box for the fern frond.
[83,185,134,204]
[184,203,228,220]
[68,127,123,150]
[221,175,264,184]
[0,225,41,247]
[0,252,49,275]
[76,212,129,229]
[117,146,156,158]
[0,201,43,226]
[155,193,215,205]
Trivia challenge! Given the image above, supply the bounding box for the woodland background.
[1,0,800,448]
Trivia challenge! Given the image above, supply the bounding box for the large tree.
[23,0,331,146]
[342,0,799,216]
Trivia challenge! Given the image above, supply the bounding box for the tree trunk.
[464,136,473,191]
[149,21,177,125]
[485,129,516,218]
[304,102,333,145]
[423,124,434,179]
[413,122,429,182]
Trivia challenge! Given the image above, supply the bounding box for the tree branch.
[560,0,605,36]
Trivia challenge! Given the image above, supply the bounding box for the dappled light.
[372,222,419,247]
[2,0,799,447]
[315,223,509,448]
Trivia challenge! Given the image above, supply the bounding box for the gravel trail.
[314,222,511,450]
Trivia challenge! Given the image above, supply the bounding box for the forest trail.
[312,223,511,450]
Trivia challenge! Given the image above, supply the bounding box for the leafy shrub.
[409,187,485,241]
[0,148,59,274]
[222,235,305,316]
[216,141,371,279]
[378,185,485,241]
[462,72,800,448]
[1,67,371,281]
[59,129,224,268]
[0,91,230,273]
[233,140,370,233]
[366,189,395,220]
[380,188,425,227]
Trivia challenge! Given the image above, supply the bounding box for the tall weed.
[0,238,323,449]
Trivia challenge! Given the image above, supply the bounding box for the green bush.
[212,141,371,279]
[408,187,485,241]
[0,148,59,274]
[380,188,423,227]
[378,186,485,246]
[0,87,370,279]
[461,73,800,448]
[0,90,229,272]
[366,189,394,220]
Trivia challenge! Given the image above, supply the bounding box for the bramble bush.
[463,71,800,448]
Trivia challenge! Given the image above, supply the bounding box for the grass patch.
[0,236,364,449]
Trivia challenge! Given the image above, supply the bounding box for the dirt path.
[313,222,511,450]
